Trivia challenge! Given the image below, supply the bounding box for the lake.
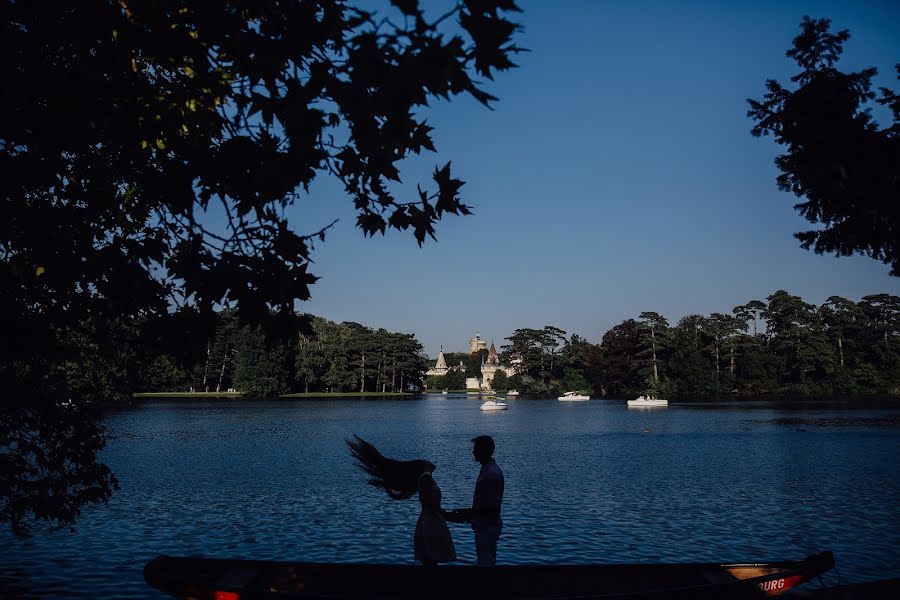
[2,396,899,598]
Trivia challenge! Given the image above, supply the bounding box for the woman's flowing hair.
[346,435,435,500]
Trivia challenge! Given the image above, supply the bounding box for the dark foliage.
[0,0,521,536]
[748,17,899,274]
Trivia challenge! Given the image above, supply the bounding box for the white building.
[427,334,520,390]
[480,340,518,390]
[425,346,450,378]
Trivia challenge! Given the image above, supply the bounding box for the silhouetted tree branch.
[748,16,899,275]
[0,0,521,536]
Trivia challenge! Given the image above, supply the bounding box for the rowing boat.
[144,550,833,599]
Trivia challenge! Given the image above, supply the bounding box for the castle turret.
[487,340,498,366]
[435,347,447,370]
[426,345,450,377]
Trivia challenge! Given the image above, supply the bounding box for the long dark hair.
[346,435,435,500]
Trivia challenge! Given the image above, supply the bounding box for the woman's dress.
[413,473,456,563]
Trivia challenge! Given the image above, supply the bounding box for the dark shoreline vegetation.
[109,290,899,401]
[131,391,416,398]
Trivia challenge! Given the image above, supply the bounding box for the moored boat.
[628,396,668,407]
[506,389,520,396]
[480,399,508,411]
[144,551,835,599]
[558,391,590,401]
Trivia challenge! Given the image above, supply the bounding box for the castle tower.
[469,332,487,354]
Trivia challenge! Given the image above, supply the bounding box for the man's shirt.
[472,459,504,529]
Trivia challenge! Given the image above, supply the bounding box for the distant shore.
[132,391,416,399]
[133,392,245,398]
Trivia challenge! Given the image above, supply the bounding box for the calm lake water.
[2,397,900,598]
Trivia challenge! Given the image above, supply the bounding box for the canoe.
[144,550,834,599]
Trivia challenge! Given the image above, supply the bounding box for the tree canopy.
[0,0,521,536]
[748,17,899,275]
[2,0,522,342]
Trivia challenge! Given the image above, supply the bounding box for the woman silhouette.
[414,471,457,565]
[346,435,456,565]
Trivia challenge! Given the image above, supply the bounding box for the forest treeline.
[482,291,900,397]
[134,314,428,396]
[82,290,899,399]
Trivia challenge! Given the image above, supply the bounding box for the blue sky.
[294,0,900,357]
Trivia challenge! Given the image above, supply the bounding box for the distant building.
[426,346,450,377]
[480,340,517,389]
[425,346,450,377]
[426,346,466,379]
[470,332,487,354]
[427,334,518,390]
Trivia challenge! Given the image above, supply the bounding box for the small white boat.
[441,390,449,394]
[480,400,508,411]
[558,391,590,401]
[627,396,668,407]
[505,390,520,397]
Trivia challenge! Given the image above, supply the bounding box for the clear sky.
[295,0,900,357]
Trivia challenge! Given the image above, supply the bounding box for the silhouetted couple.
[346,434,504,567]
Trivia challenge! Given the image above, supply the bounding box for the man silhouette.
[470,435,504,566]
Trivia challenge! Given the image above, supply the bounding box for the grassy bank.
[133,392,245,398]
[279,392,416,398]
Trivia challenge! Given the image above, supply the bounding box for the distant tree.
[733,300,767,337]
[820,296,864,369]
[637,312,670,385]
[503,328,546,380]
[749,17,899,274]
[857,294,900,388]
[232,327,289,397]
[465,349,489,377]
[559,334,594,374]
[704,313,744,392]
[386,332,427,392]
[858,294,900,341]
[669,315,716,398]
[426,374,445,390]
[541,326,569,380]
[294,318,425,393]
[503,326,568,387]
[198,309,242,393]
[583,343,606,395]
[295,317,353,392]
[490,369,510,391]
[764,290,835,392]
[558,368,591,395]
[443,368,467,391]
[598,319,642,396]
[735,335,778,394]
[140,354,191,393]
